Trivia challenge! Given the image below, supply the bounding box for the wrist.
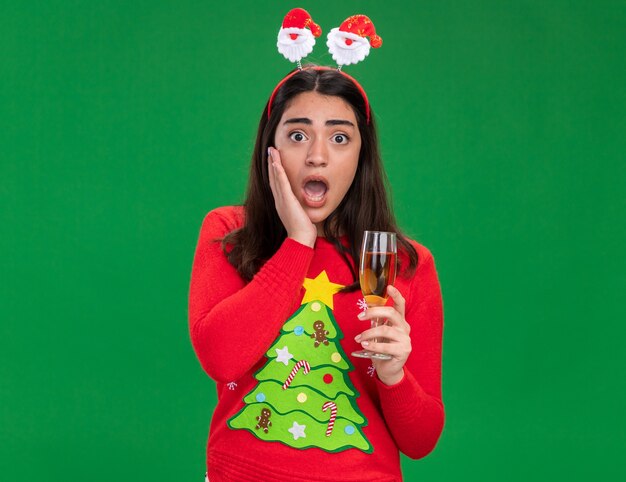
[289,232,316,248]
[377,369,405,387]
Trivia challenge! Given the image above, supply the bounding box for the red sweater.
[188,206,444,482]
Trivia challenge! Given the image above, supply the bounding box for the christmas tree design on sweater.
[228,271,373,453]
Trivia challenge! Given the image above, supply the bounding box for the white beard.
[326,28,371,66]
[277,27,316,63]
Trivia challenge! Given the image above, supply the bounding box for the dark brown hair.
[222,68,417,291]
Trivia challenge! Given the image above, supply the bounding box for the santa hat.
[281,7,322,37]
[337,15,382,48]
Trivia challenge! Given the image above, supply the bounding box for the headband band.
[267,66,371,123]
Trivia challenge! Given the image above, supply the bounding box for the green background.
[2,1,624,480]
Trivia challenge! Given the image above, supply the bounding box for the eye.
[332,134,349,144]
[289,131,307,142]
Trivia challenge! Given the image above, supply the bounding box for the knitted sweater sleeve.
[188,208,314,383]
[375,249,445,459]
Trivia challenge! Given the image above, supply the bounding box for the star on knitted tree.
[301,270,344,309]
[228,270,372,453]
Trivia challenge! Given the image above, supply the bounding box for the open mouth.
[302,177,329,206]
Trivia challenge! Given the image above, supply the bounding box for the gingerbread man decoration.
[255,408,272,433]
[311,320,330,348]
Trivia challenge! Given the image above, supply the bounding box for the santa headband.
[269,8,383,124]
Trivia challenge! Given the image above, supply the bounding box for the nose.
[305,137,328,167]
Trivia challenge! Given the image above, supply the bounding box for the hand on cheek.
[268,147,317,248]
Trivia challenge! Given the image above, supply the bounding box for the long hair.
[222,68,417,291]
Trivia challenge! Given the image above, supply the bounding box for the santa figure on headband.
[327,15,383,66]
[277,8,322,63]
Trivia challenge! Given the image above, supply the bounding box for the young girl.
[188,65,444,481]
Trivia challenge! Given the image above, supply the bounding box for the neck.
[316,220,346,238]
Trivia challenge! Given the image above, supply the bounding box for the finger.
[356,324,407,344]
[268,147,286,199]
[387,285,406,319]
[269,148,294,210]
[358,306,403,327]
[269,145,281,164]
[359,339,409,359]
[270,149,296,199]
[358,327,412,353]
[267,147,278,197]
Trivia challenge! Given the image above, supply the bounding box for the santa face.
[326,28,371,66]
[273,91,361,236]
[277,27,316,63]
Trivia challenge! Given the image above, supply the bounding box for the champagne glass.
[352,231,397,360]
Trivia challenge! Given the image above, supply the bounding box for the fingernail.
[361,341,369,347]
[267,147,272,158]
[354,334,361,342]
[357,312,366,319]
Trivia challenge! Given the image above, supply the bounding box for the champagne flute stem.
[371,317,385,344]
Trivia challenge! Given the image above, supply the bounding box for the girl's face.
[274,91,362,235]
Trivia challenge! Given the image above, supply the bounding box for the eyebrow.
[283,117,355,127]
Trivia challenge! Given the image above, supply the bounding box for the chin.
[304,208,331,227]
[306,213,329,226]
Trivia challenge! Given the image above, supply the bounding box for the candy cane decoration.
[322,401,337,437]
[282,360,311,390]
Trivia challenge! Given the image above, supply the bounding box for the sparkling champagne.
[359,251,397,307]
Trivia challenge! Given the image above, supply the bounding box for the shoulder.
[413,240,435,269]
[400,237,442,310]
[401,236,435,272]
[200,205,245,237]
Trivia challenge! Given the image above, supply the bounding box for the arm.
[188,209,314,383]
[375,251,445,459]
